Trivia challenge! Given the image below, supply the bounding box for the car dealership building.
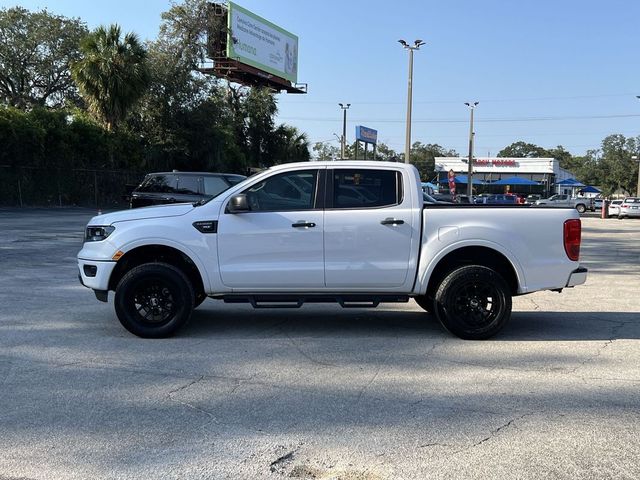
[434,157,578,196]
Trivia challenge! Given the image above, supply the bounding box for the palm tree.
[72,24,150,131]
[273,125,310,164]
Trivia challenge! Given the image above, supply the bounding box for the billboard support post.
[355,125,378,161]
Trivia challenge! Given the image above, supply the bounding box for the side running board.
[220,294,410,309]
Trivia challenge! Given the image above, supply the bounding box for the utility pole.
[399,39,425,164]
[464,102,479,197]
[636,97,640,196]
[338,103,350,160]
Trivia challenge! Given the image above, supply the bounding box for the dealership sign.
[227,2,299,83]
[355,125,378,144]
[472,159,517,167]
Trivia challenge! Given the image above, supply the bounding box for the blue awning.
[556,178,585,187]
[491,176,540,186]
[579,185,601,193]
[453,175,486,185]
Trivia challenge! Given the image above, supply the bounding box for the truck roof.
[268,160,415,171]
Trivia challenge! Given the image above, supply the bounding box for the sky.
[3,0,640,157]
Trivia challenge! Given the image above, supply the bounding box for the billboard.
[355,126,378,144]
[227,2,298,83]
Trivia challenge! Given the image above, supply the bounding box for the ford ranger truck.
[78,161,587,340]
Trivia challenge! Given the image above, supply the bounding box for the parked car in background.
[535,194,595,213]
[423,192,453,204]
[525,194,542,205]
[129,172,246,208]
[474,194,519,205]
[617,197,640,219]
[608,200,623,217]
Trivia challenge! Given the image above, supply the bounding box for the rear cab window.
[330,169,402,209]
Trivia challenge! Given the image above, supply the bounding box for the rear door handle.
[380,218,405,226]
[292,221,316,228]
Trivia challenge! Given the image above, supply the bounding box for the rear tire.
[433,265,512,340]
[114,262,195,338]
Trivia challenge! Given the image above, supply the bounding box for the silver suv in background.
[535,194,594,213]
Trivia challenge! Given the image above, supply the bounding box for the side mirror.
[227,193,250,213]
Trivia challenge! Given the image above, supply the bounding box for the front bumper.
[77,258,117,291]
[566,266,588,287]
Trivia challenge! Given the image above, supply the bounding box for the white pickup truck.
[78,161,587,340]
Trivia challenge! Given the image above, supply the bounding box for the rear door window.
[331,169,401,209]
[176,176,200,195]
[203,176,232,196]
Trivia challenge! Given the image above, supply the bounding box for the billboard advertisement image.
[355,126,378,145]
[227,2,298,83]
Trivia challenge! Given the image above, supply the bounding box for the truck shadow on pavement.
[186,303,640,342]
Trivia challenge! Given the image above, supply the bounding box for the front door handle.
[292,221,316,228]
[381,218,405,226]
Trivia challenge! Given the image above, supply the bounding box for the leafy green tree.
[374,143,399,162]
[598,134,639,195]
[497,141,549,158]
[313,141,340,160]
[0,7,88,108]
[72,24,150,131]
[270,125,310,163]
[409,142,457,182]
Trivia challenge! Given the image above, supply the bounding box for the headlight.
[85,225,115,242]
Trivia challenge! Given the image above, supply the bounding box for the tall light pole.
[338,103,350,160]
[464,102,479,197]
[399,39,425,164]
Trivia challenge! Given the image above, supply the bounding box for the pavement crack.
[569,320,625,374]
[470,413,531,449]
[167,375,205,396]
[269,448,297,473]
[166,375,218,421]
[284,331,337,367]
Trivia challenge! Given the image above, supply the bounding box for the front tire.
[576,204,586,214]
[433,265,512,340]
[114,263,195,338]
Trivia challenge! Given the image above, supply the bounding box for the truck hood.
[89,203,195,225]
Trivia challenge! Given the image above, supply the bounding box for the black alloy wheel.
[434,265,512,340]
[115,263,194,338]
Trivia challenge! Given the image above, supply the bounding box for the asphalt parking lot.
[1,208,639,480]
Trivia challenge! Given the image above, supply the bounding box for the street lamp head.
[338,103,343,107]
[398,39,408,47]
[414,39,425,48]
[636,95,640,99]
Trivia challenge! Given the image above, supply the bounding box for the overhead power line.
[278,93,638,106]
[279,113,640,124]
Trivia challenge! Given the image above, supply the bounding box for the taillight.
[564,219,581,261]
[622,204,629,208]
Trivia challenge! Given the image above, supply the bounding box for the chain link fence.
[0,166,145,208]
